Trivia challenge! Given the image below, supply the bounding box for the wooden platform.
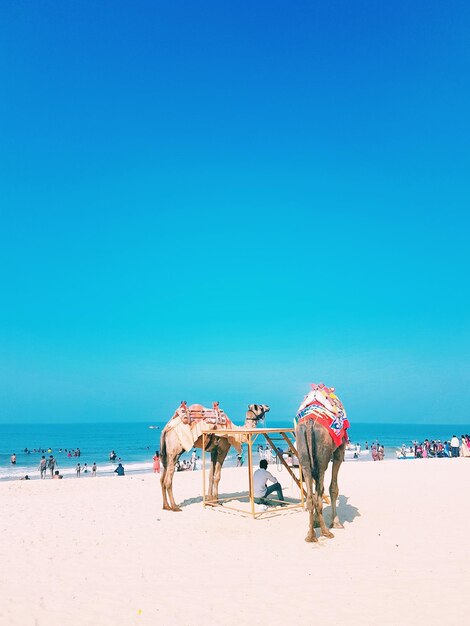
[201,427,305,519]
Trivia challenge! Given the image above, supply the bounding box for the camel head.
[245,404,270,429]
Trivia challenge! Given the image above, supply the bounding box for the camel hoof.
[331,521,344,529]
[171,506,182,512]
[163,505,172,511]
[305,533,318,543]
[322,529,335,539]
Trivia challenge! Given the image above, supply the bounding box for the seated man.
[253,459,285,505]
[114,463,125,476]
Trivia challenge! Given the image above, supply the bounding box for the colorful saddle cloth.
[296,383,350,447]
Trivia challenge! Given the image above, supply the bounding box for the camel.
[295,384,348,543]
[160,402,269,511]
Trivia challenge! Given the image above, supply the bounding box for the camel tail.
[305,420,316,478]
[160,430,168,470]
[296,420,316,477]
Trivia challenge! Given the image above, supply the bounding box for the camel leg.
[211,439,230,503]
[303,472,318,543]
[160,464,171,511]
[314,468,334,539]
[329,443,345,529]
[207,449,217,502]
[163,459,182,512]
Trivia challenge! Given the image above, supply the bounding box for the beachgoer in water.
[237,450,244,467]
[83,463,88,473]
[53,470,63,479]
[253,459,285,505]
[20,475,30,480]
[10,453,16,465]
[38,455,47,479]
[152,451,161,474]
[371,444,378,461]
[114,463,125,476]
[76,463,81,477]
[378,444,385,461]
[109,451,117,461]
[190,450,197,471]
[92,462,97,476]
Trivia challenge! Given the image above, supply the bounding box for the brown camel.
[160,403,269,511]
[296,419,346,542]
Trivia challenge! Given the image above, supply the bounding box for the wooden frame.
[202,427,305,519]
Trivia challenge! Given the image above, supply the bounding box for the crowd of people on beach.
[398,434,470,459]
[347,441,385,460]
[175,450,198,472]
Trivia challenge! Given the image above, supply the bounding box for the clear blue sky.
[1,1,469,424]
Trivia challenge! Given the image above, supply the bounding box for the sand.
[0,458,468,626]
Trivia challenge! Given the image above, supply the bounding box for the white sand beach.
[0,458,468,626]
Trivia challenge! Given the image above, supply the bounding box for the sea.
[1,420,469,481]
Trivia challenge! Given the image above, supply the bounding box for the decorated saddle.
[164,401,239,452]
[178,401,231,426]
[296,383,350,447]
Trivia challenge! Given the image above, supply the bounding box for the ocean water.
[1,421,468,481]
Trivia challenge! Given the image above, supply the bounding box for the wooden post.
[202,433,206,507]
[247,433,255,518]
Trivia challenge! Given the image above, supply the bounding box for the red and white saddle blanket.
[296,383,350,447]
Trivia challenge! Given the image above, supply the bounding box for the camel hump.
[188,404,205,412]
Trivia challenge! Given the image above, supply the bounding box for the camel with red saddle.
[160,401,269,511]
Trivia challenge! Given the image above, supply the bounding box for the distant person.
[461,435,470,458]
[236,450,244,467]
[152,451,161,474]
[264,447,273,464]
[83,463,88,473]
[92,462,97,476]
[76,463,81,477]
[20,475,30,480]
[10,453,16,465]
[190,450,197,471]
[365,441,369,450]
[253,459,285,505]
[53,470,63,479]
[114,463,125,476]
[109,450,117,461]
[378,444,385,461]
[47,455,57,477]
[371,444,378,461]
[38,455,47,479]
[450,435,460,458]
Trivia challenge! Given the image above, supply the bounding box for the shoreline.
[2,448,465,483]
